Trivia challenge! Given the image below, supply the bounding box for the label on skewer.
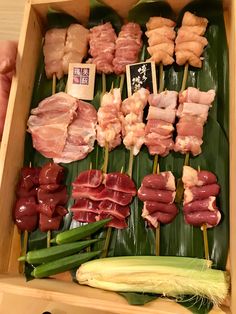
[126,61,157,96]
[67,63,96,100]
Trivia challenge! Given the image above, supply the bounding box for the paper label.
[126,61,157,96]
[67,63,96,100]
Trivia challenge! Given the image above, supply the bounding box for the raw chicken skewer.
[145,90,178,191]
[175,87,216,202]
[121,88,150,177]
[145,16,177,185]
[43,24,89,94]
[100,27,144,251]
[182,165,221,266]
[113,22,143,98]
[87,22,117,97]
[96,88,123,257]
[88,21,143,254]
[43,28,67,94]
[174,11,209,202]
[145,16,176,93]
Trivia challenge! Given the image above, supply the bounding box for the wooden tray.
[0,0,234,313]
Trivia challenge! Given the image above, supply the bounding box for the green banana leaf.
[119,292,213,313]
[22,0,229,311]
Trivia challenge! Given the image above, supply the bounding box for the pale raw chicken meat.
[145,17,176,66]
[182,11,208,28]
[121,87,149,116]
[145,133,174,156]
[145,120,174,136]
[62,51,84,73]
[148,91,178,109]
[43,28,67,79]
[147,43,174,56]
[145,91,178,156]
[44,25,89,79]
[62,24,89,74]
[113,23,142,75]
[179,87,215,105]
[175,41,206,57]
[54,101,97,163]
[87,22,117,74]
[123,124,146,155]
[29,92,78,116]
[43,43,64,64]
[175,29,208,46]
[176,117,203,138]
[148,35,173,47]
[96,88,123,151]
[147,107,176,124]
[175,11,208,68]
[64,24,89,55]
[146,17,176,30]
[181,25,207,36]
[147,52,174,66]
[121,88,149,155]
[175,51,202,68]
[145,27,176,40]
[177,102,210,123]
[174,88,215,156]
[174,135,203,156]
[27,92,97,163]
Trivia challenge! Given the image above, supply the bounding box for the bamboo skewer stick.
[52,74,56,95]
[197,165,211,267]
[152,154,158,175]
[102,142,109,174]
[180,63,189,92]
[101,143,111,257]
[47,230,51,248]
[48,76,57,245]
[127,147,134,178]
[102,72,106,97]
[101,225,112,258]
[102,73,131,257]
[175,63,190,203]
[202,223,210,266]
[152,154,160,256]
[155,224,160,256]
[120,74,125,95]
[159,63,164,93]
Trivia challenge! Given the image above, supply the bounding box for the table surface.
[0,0,25,40]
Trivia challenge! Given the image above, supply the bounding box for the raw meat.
[27,92,97,163]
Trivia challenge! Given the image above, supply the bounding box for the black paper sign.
[126,61,157,96]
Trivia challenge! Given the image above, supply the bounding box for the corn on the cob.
[76,256,229,305]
